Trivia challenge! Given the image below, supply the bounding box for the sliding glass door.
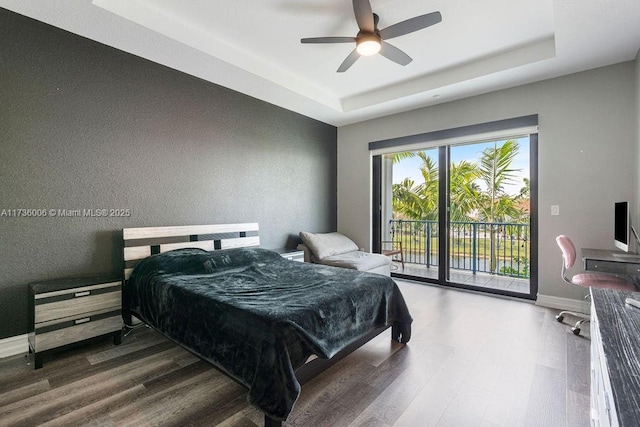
[374,133,537,300]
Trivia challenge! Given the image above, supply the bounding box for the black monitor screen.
[614,201,629,247]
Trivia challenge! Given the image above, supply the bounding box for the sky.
[392,137,530,196]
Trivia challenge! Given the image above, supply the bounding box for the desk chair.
[381,240,405,270]
[555,235,635,335]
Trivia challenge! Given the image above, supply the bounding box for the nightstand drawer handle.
[74,317,91,325]
[74,291,91,298]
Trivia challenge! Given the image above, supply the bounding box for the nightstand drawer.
[33,309,122,352]
[35,282,121,323]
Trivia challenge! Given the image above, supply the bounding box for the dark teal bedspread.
[126,247,412,421]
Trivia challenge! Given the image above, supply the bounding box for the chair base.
[556,310,589,336]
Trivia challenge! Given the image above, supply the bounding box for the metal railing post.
[425,221,431,267]
[472,222,477,274]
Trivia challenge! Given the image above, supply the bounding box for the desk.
[582,248,640,287]
[590,288,640,426]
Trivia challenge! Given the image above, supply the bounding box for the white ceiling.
[2,0,640,126]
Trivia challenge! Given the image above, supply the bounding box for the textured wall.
[0,9,337,339]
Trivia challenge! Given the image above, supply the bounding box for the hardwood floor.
[0,280,591,426]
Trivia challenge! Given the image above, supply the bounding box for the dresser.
[590,288,640,426]
[28,275,123,369]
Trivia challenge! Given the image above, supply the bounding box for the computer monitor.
[614,201,629,252]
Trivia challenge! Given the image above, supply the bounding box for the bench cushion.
[320,251,391,271]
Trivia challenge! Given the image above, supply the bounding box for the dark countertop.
[583,248,640,264]
[591,288,640,426]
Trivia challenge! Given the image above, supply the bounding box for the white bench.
[298,232,391,276]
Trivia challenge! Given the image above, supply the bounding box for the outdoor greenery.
[391,140,530,276]
[389,220,530,277]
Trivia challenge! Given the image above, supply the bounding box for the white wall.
[337,62,638,302]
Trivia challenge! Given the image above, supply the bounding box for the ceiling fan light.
[356,37,381,56]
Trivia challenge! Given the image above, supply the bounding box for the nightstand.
[28,275,123,369]
[273,248,305,262]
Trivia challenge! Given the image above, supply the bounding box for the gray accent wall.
[0,9,337,339]
[337,61,638,303]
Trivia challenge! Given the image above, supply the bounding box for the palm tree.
[475,139,522,272]
[449,160,481,221]
[391,151,417,164]
[394,153,488,219]
[391,152,438,254]
[392,152,438,221]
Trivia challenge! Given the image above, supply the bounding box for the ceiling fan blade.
[352,0,374,32]
[301,36,356,44]
[379,11,442,40]
[379,42,412,66]
[337,49,360,73]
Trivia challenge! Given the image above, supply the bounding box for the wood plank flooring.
[0,280,591,426]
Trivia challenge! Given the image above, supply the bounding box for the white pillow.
[299,231,358,260]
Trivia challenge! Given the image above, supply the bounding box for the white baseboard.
[536,293,590,314]
[0,334,28,359]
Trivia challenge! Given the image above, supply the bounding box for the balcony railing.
[388,219,530,278]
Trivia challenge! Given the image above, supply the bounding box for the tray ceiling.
[2,0,640,126]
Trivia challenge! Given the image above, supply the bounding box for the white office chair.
[555,235,635,335]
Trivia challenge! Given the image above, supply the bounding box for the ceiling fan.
[301,0,442,72]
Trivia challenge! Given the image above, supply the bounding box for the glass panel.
[385,149,439,278]
[449,138,530,294]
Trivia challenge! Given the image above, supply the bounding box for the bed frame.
[123,223,260,281]
[122,223,400,426]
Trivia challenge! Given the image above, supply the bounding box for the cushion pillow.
[299,231,359,260]
[320,251,391,271]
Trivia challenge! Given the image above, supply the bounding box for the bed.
[122,223,412,426]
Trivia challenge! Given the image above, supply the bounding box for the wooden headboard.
[123,223,260,280]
